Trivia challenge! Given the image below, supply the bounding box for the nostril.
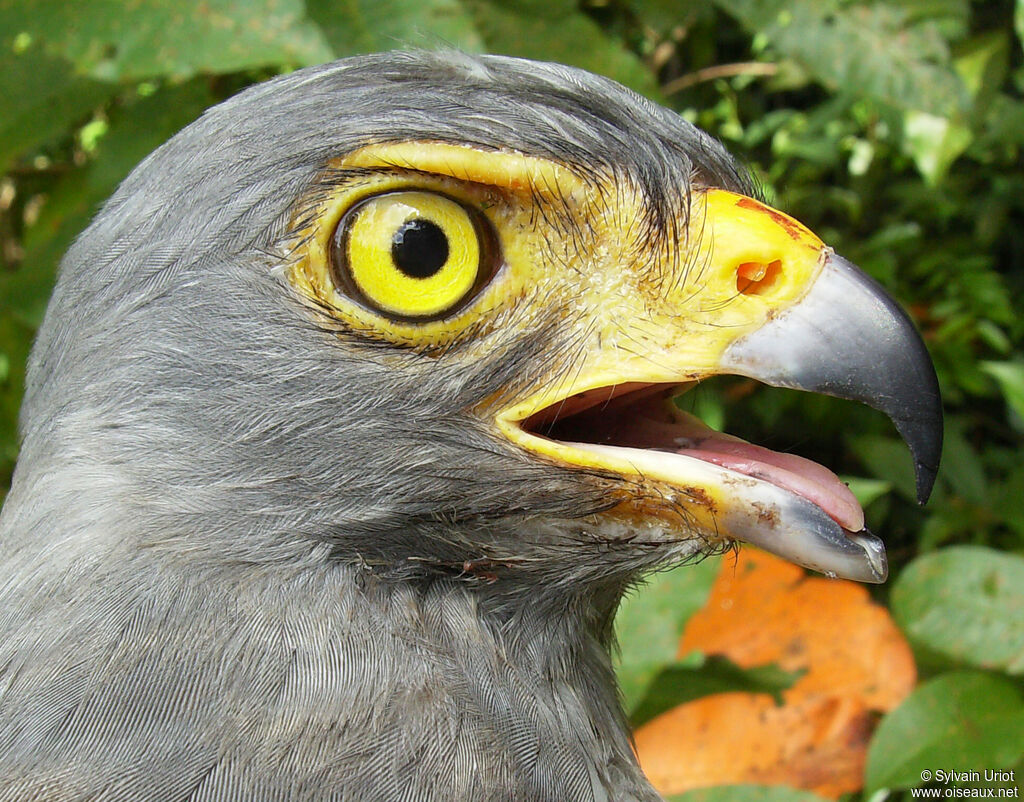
[737,259,782,295]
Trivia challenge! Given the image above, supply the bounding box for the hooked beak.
[712,250,942,580]
[722,252,941,505]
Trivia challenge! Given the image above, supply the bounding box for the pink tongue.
[611,399,864,532]
[676,436,864,532]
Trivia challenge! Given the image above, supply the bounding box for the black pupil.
[391,219,449,279]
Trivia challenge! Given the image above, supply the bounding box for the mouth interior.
[521,382,865,533]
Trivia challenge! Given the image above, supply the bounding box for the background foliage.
[1,0,1022,799]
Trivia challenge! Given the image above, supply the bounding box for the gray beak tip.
[914,444,941,506]
[891,357,943,506]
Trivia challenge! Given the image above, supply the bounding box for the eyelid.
[333,142,587,200]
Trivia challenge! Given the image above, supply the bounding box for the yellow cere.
[343,191,479,318]
[493,189,831,496]
[496,188,828,426]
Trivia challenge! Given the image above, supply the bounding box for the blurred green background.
[1,1,1022,799]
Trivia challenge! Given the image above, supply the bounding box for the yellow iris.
[337,191,483,319]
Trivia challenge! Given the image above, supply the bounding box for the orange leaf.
[634,548,916,798]
[679,548,915,709]
[634,692,874,798]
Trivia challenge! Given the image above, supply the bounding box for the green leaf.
[847,434,918,502]
[976,319,1012,354]
[676,389,726,433]
[954,31,1009,103]
[899,22,1006,185]
[713,0,969,117]
[0,0,332,80]
[614,556,721,711]
[624,0,712,34]
[465,0,661,99]
[891,546,1024,674]
[981,361,1024,424]
[903,110,973,185]
[1017,0,1024,55]
[937,418,987,506]
[629,654,801,727]
[667,785,830,802]
[898,0,969,35]
[994,465,1024,541]
[307,0,483,55]
[899,31,1006,182]
[0,316,30,489]
[0,44,117,172]
[864,671,1024,795]
[842,476,892,508]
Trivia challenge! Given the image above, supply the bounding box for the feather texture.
[0,52,746,799]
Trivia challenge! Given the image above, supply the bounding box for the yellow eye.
[331,191,497,320]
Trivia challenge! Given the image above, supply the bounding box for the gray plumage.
[0,52,749,800]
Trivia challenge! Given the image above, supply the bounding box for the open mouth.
[502,379,889,583]
[493,252,941,585]
[520,381,864,534]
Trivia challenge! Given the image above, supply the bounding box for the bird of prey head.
[0,52,940,800]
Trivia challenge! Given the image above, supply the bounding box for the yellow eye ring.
[330,191,498,320]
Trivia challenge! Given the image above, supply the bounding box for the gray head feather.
[0,52,745,800]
